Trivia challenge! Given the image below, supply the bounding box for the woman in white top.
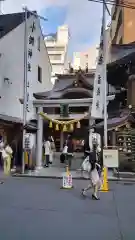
[44,137,51,167]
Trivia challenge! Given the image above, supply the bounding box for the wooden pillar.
[36,106,43,170]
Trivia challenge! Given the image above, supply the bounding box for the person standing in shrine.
[49,136,55,164]
[66,135,74,170]
[44,137,51,167]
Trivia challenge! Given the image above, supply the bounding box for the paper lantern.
[49,121,53,128]
[76,121,81,128]
[55,124,59,131]
[63,125,67,132]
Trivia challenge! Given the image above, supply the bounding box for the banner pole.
[103,0,108,148]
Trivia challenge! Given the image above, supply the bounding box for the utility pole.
[102,0,108,147]
[22,7,28,174]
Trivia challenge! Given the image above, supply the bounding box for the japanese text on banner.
[26,20,36,113]
[91,20,104,119]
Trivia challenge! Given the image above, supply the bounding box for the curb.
[12,174,135,182]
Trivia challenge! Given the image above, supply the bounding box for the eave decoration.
[40,112,88,132]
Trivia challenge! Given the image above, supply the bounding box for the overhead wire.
[88,0,135,10]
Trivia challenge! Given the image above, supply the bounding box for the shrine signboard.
[103,148,119,168]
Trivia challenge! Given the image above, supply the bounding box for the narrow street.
[0,178,135,239]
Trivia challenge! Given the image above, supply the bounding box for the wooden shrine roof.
[33,70,94,100]
[96,110,135,130]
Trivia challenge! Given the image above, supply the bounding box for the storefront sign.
[103,149,119,168]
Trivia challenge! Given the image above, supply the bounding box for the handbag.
[62,145,68,154]
[81,156,91,172]
[2,149,8,159]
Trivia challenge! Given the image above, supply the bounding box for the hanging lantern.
[49,121,53,128]
[63,125,67,132]
[76,121,81,128]
[126,123,130,129]
[55,124,59,131]
[70,123,74,132]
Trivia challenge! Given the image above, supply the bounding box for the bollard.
[100,167,109,192]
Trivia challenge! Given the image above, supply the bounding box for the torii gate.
[33,95,114,170]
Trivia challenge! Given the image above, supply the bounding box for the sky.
[2,0,110,55]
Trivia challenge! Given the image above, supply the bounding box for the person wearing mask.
[44,137,51,167]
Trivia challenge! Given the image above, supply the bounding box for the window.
[49,54,61,61]
[38,66,42,83]
[38,36,40,51]
[47,47,65,52]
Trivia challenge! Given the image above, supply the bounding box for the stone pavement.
[13,165,135,181]
[0,177,135,239]
[12,152,135,181]
[13,166,116,180]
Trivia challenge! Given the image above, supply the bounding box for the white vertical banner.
[91,21,104,119]
[26,17,36,114]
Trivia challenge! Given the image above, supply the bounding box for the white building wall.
[57,25,69,44]
[72,46,98,70]
[0,15,52,121]
[45,25,69,78]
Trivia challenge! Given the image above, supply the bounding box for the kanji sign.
[29,36,34,46]
[26,18,36,113]
[91,18,104,119]
[30,21,36,32]
[28,49,32,58]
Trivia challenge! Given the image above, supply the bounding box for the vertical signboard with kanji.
[91,19,104,119]
[26,19,36,115]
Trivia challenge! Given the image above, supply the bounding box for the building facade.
[72,46,98,70]
[45,25,69,81]
[0,12,52,123]
[110,2,135,44]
